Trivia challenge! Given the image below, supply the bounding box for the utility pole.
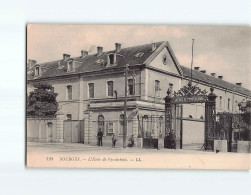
[123,64,129,148]
[190,39,195,83]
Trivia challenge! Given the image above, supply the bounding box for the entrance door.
[47,122,53,142]
[63,120,84,143]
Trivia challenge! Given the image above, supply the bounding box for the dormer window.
[95,59,104,65]
[109,54,114,64]
[35,66,40,76]
[134,52,144,58]
[107,53,116,66]
[67,61,74,72]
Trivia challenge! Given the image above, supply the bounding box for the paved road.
[27,142,214,154]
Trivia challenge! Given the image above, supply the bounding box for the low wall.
[27,118,57,142]
[237,141,251,153]
[214,140,228,153]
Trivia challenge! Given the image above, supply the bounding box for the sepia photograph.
[26,24,251,169]
[2,1,251,194]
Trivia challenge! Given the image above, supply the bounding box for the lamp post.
[123,64,129,148]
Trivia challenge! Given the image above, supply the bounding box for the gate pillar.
[55,110,64,143]
[84,110,93,145]
[205,87,217,150]
[164,89,173,137]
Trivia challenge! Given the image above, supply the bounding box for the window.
[162,55,168,65]
[98,115,105,132]
[88,83,94,98]
[107,81,113,97]
[155,80,160,93]
[66,85,72,100]
[67,61,74,72]
[219,96,222,108]
[35,66,40,76]
[108,54,115,64]
[128,79,135,95]
[66,114,72,121]
[47,122,53,127]
[95,59,104,65]
[228,98,230,110]
[108,123,114,134]
[134,52,144,58]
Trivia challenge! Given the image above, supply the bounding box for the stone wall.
[27,118,57,142]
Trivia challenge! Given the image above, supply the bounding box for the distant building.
[27,41,251,149]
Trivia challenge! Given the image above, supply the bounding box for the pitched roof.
[27,41,251,97]
[28,41,165,79]
[180,65,251,97]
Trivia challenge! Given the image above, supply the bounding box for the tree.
[27,83,58,118]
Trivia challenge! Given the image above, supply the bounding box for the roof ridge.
[180,64,251,94]
[37,41,165,66]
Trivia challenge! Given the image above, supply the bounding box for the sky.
[27,25,251,90]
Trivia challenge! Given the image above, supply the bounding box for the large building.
[27,41,251,149]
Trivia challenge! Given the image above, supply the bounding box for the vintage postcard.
[26,24,251,169]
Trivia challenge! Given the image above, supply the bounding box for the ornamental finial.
[210,86,214,93]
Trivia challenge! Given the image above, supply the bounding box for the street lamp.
[123,64,129,148]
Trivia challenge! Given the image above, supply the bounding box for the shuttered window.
[155,80,160,93]
[219,96,222,108]
[66,85,72,100]
[108,123,114,133]
[88,83,94,98]
[128,79,134,95]
[107,81,113,97]
[228,98,230,110]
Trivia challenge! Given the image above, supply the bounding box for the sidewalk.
[27,142,214,154]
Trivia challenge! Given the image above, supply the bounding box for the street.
[27,142,214,155]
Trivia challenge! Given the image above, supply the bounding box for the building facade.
[27,41,251,149]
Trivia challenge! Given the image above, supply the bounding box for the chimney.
[194,67,200,71]
[211,73,216,77]
[236,83,242,87]
[81,50,88,58]
[63,54,70,61]
[115,43,121,53]
[218,76,223,80]
[27,59,37,68]
[200,70,206,74]
[152,42,157,51]
[97,46,103,56]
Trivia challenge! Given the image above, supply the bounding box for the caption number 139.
[46,157,53,161]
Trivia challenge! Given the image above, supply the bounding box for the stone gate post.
[164,89,173,148]
[84,110,93,145]
[55,110,64,143]
[205,87,217,150]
